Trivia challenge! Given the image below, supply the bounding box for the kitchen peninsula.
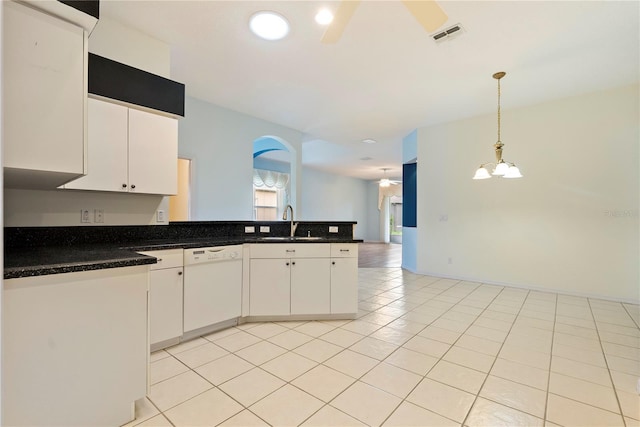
[3,221,361,426]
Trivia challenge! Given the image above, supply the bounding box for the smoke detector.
[431,23,465,43]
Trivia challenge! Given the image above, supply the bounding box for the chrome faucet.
[282,204,298,237]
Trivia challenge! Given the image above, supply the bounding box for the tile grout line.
[459,286,531,427]
[586,298,628,427]
[542,292,559,426]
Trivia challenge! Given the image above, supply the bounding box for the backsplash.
[4,221,356,250]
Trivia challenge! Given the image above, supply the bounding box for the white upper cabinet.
[65,99,128,192]
[2,0,87,189]
[65,98,178,195]
[128,107,178,195]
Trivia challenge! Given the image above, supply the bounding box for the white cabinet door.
[149,267,183,346]
[129,108,178,195]
[249,258,291,316]
[330,257,359,314]
[291,258,331,315]
[3,0,86,187]
[65,98,128,191]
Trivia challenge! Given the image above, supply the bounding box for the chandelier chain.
[497,77,501,143]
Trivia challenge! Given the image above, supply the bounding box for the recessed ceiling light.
[362,139,377,144]
[249,11,290,41]
[315,8,334,25]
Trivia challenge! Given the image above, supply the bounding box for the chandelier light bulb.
[503,165,523,178]
[472,167,491,180]
[492,161,510,176]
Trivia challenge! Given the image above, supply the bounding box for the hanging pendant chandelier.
[473,72,523,180]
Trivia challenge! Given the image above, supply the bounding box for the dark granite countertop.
[4,246,157,279]
[4,235,362,280]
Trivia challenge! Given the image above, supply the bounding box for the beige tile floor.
[124,268,640,427]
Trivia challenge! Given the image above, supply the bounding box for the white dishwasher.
[183,245,243,334]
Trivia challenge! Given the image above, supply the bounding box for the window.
[253,168,290,220]
[254,188,278,220]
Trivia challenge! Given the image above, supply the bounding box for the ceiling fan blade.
[401,0,448,33]
[321,0,361,44]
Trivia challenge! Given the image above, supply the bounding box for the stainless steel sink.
[260,236,324,241]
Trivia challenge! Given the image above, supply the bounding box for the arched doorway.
[252,136,297,220]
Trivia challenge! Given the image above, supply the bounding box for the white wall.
[88,17,171,78]
[365,181,382,241]
[300,167,372,240]
[3,18,172,227]
[178,97,303,221]
[416,84,639,302]
[4,189,167,227]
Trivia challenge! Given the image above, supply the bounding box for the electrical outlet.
[81,209,91,223]
[329,226,339,233]
[156,210,165,222]
[260,226,270,233]
[94,209,104,223]
[245,226,255,233]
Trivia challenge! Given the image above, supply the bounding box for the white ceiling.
[102,0,639,181]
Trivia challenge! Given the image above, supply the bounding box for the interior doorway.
[390,195,403,243]
[169,158,191,221]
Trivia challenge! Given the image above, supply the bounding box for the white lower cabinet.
[138,249,184,350]
[248,243,357,317]
[2,266,148,427]
[291,258,331,314]
[249,258,292,316]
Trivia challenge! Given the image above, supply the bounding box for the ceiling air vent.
[431,23,465,43]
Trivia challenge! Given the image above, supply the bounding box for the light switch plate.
[245,226,255,233]
[260,226,270,233]
[156,210,165,222]
[329,226,339,233]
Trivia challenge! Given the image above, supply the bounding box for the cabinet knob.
[332,261,336,265]
[286,262,290,266]
[131,184,136,189]
[122,183,127,188]
[292,261,296,266]
[178,271,183,276]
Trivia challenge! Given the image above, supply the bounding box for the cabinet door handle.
[292,261,296,266]
[131,184,136,189]
[340,249,350,252]
[122,183,127,188]
[178,271,183,275]
[285,262,290,266]
[286,249,296,253]
[157,258,163,262]
[332,261,336,265]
